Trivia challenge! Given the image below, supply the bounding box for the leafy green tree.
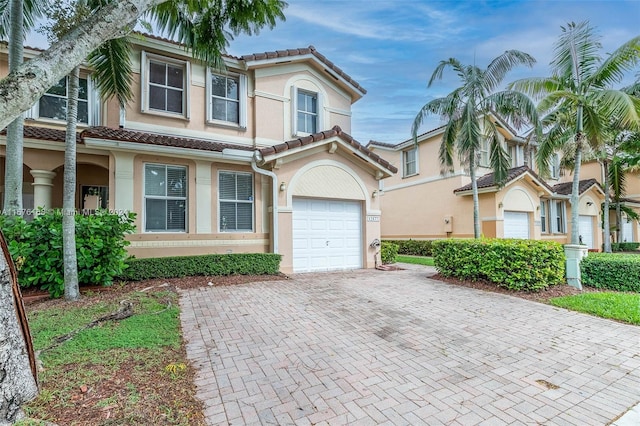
[510,21,640,245]
[412,51,539,238]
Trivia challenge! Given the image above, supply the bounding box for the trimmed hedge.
[581,253,640,292]
[119,253,282,281]
[432,238,565,291]
[381,242,399,264]
[383,239,433,256]
[610,242,640,252]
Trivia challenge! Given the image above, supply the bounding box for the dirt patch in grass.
[430,273,601,303]
[22,274,286,426]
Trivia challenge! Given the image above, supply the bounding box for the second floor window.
[297,90,318,134]
[142,52,190,118]
[403,148,417,177]
[208,72,247,127]
[38,76,90,124]
[550,153,561,179]
[479,139,490,167]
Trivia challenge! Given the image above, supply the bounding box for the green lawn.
[396,255,435,266]
[550,292,640,325]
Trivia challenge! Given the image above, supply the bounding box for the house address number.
[366,215,380,222]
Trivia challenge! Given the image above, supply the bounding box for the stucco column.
[30,170,56,211]
[564,244,588,290]
[112,152,135,212]
[195,161,212,234]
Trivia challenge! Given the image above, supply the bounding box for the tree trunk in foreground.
[0,239,38,424]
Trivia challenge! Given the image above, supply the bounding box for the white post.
[564,244,588,290]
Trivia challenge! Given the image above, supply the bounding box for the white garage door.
[504,211,529,239]
[292,198,362,272]
[622,216,635,242]
[579,215,595,248]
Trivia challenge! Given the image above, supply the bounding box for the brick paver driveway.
[180,266,640,425]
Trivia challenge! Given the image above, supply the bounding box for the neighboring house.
[367,115,631,250]
[0,37,397,273]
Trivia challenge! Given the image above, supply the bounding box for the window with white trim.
[144,164,187,232]
[540,200,548,233]
[550,153,560,179]
[141,52,190,118]
[291,87,322,136]
[551,200,567,233]
[479,138,490,167]
[207,71,247,127]
[33,76,93,124]
[219,171,254,232]
[403,148,418,177]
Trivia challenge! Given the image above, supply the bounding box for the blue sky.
[26,0,640,145]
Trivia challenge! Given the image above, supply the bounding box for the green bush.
[609,242,640,252]
[0,210,136,297]
[581,253,640,292]
[120,253,282,281]
[383,239,433,256]
[432,238,565,291]
[380,242,399,264]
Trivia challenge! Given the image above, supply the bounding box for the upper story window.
[291,87,323,136]
[141,52,190,119]
[403,148,418,177]
[540,200,548,233]
[553,200,566,234]
[30,76,97,125]
[219,171,254,232]
[207,71,247,128]
[509,144,524,168]
[144,164,188,232]
[479,139,490,167]
[550,153,561,179]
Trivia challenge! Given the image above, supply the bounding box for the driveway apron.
[179,267,640,425]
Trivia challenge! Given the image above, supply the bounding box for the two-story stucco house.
[0,36,397,273]
[369,114,639,249]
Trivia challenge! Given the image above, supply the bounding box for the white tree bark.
[470,153,481,238]
[0,0,163,131]
[0,251,38,424]
[63,67,80,301]
[3,0,25,215]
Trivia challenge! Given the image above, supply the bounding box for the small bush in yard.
[0,210,135,297]
[581,253,640,292]
[383,239,433,256]
[380,242,399,264]
[432,238,565,291]
[120,253,282,281]
[609,242,640,252]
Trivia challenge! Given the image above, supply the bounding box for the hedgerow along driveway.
[180,266,640,425]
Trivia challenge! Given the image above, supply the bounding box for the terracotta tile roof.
[552,179,602,196]
[242,46,366,94]
[366,140,396,149]
[81,127,254,152]
[454,165,534,193]
[0,125,81,143]
[259,125,397,173]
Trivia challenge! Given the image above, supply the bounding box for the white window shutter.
[291,86,298,136]
[140,51,148,112]
[184,61,191,119]
[205,67,212,121]
[239,74,248,128]
[316,91,323,132]
[550,201,557,233]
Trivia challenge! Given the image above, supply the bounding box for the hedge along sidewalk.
[581,253,640,292]
[119,253,282,281]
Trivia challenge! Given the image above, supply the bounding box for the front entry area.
[579,215,595,249]
[503,211,530,239]
[292,198,363,272]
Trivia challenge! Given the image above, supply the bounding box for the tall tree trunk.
[602,160,611,252]
[470,153,481,238]
[63,67,80,301]
[3,0,24,216]
[616,201,622,243]
[0,241,38,423]
[0,0,162,132]
[570,106,584,246]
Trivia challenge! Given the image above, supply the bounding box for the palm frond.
[552,21,601,84]
[484,122,510,186]
[439,119,458,173]
[0,0,46,39]
[428,58,465,87]
[483,50,536,93]
[609,157,626,200]
[590,35,640,88]
[88,37,133,107]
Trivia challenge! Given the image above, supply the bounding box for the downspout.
[251,151,279,254]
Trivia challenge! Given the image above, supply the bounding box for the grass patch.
[550,292,640,325]
[396,255,435,266]
[22,289,204,425]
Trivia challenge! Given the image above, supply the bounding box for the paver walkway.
[179,266,640,425]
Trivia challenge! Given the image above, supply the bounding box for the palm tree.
[0,0,45,216]
[509,21,640,245]
[412,51,539,238]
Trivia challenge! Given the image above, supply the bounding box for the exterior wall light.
[280,182,287,192]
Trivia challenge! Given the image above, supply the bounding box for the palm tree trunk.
[602,160,611,252]
[616,202,622,243]
[63,67,80,302]
[3,0,24,216]
[470,153,481,238]
[570,106,584,246]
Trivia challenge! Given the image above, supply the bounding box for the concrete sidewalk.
[180,267,640,425]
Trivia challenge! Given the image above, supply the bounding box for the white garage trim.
[578,215,595,249]
[292,198,363,272]
[504,211,530,239]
